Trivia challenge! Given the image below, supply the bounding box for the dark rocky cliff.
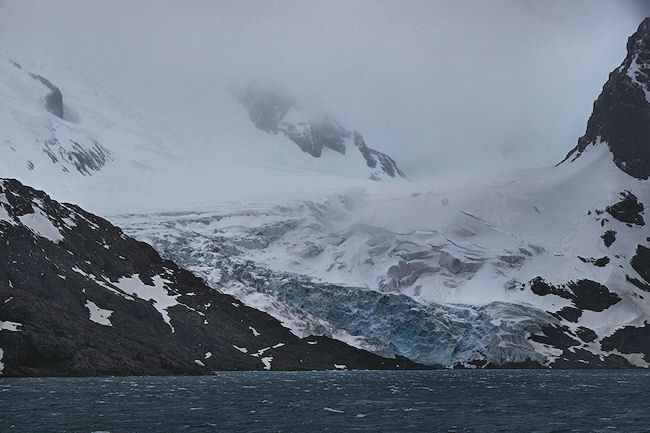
[11,61,65,119]
[562,18,650,179]
[0,178,424,376]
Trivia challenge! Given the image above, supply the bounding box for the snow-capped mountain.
[0,57,405,215]
[0,178,422,376]
[115,19,650,368]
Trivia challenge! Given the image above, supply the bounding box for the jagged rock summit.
[0,178,424,376]
[563,18,650,179]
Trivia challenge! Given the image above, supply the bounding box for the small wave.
[324,407,344,413]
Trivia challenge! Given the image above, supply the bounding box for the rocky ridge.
[0,178,425,376]
[562,18,650,179]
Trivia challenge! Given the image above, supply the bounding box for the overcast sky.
[0,0,648,181]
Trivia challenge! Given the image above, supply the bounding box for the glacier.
[114,142,650,368]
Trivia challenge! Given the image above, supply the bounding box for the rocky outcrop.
[281,117,349,157]
[561,18,650,179]
[42,138,111,176]
[601,324,650,360]
[11,61,65,119]
[0,179,425,376]
[353,132,405,179]
[240,86,294,132]
[29,73,64,119]
[238,84,406,179]
[529,277,622,318]
[631,245,650,287]
[606,191,645,226]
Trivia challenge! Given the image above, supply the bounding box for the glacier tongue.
[114,205,560,367]
[219,263,559,367]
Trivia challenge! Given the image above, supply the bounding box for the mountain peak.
[628,17,650,58]
[561,18,650,179]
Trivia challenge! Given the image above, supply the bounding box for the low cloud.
[0,0,646,180]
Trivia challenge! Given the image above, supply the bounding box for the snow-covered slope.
[115,19,650,368]
[0,56,405,215]
[0,57,183,213]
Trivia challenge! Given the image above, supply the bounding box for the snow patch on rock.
[261,356,273,370]
[18,207,63,243]
[113,274,179,332]
[0,321,22,332]
[85,299,113,326]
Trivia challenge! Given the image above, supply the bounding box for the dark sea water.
[1,370,649,432]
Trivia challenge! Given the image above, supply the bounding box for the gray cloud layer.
[0,0,647,180]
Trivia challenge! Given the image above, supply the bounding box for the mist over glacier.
[0,0,647,197]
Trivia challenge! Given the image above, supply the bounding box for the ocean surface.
[1,370,649,432]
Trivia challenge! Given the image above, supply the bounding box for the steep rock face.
[631,245,650,288]
[11,61,64,119]
[562,18,650,179]
[0,178,424,376]
[354,132,405,179]
[238,85,406,180]
[606,191,645,226]
[29,74,64,119]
